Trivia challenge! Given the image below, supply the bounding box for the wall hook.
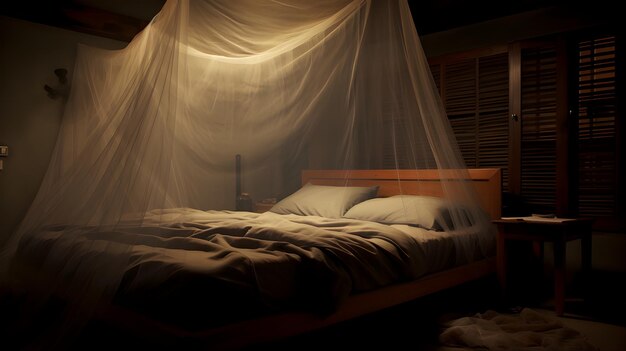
[44,68,69,99]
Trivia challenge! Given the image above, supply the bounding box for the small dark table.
[493,217,593,316]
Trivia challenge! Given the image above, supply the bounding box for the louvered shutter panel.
[436,54,509,188]
[478,53,509,189]
[520,46,558,213]
[576,35,618,220]
[445,59,477,168]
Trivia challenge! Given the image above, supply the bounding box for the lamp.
[0,145,7,171]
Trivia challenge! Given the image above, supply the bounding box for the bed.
[5,168,501,349]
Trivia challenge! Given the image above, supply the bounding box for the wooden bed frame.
[99,168,502,348]
[302,168,501,221]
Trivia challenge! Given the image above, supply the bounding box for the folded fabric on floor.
[439,308,598,351]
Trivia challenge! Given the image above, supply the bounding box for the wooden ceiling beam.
[1,2,148,42]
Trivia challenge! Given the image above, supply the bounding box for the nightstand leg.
[496,231,507,301]
[532,240,544,276]
[581,235,592,272]
[581,229,592,300]
[532,241,544,261]
[553,239,566,316]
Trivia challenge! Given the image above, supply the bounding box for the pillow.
[342,195,469,231]
[269,183,379,218]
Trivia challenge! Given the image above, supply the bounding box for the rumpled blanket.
[439,308,599,351]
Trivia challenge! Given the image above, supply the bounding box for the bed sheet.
[12,208,492,329]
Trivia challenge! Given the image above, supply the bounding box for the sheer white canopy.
[1,0,494,348]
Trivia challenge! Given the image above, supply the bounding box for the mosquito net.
[0,0,496,348]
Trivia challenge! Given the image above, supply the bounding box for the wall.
[0,16,126,246]
[421,5,612,57]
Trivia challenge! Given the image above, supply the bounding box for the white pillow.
[343,195,467,230]
[269,183,379,218]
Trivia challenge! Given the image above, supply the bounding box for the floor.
[259,274,626,350]
[553,310,626,351]
[7,271,623,350]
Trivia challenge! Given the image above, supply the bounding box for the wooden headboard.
[301,168,502,220]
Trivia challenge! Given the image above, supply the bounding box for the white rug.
[439,308,599,351]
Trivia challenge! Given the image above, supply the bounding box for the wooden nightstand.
[493,217,593,316]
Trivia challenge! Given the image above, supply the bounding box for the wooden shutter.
[432,53,509,189]
[478,54,509,188]
[445,58,478,168]
[520,45,558,213]
[427,33,622,229]
[576,35,619,225]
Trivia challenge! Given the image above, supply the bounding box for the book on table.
[499,214,576,223]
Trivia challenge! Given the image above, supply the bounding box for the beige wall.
[0,16,125,245]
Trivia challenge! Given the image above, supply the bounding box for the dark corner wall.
[0,16,126,246]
